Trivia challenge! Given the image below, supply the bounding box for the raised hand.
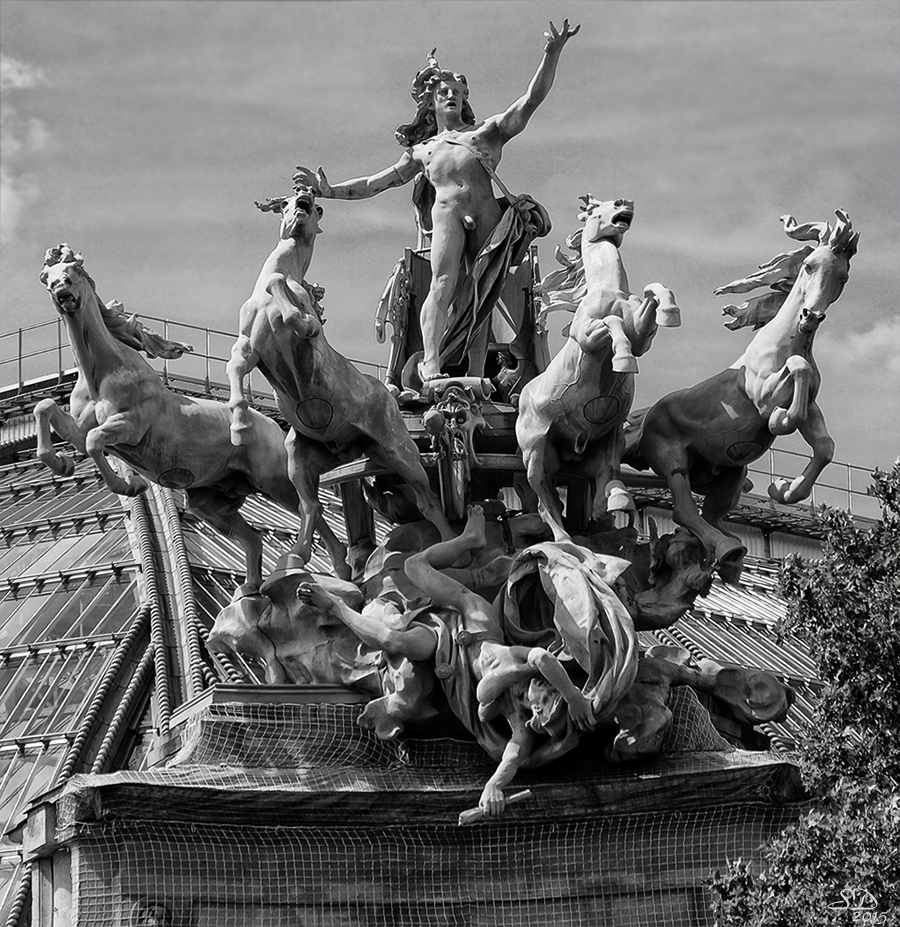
[293,165,333,197]
[544,19,581,55]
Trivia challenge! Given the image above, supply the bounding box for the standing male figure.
[294,20,579,386]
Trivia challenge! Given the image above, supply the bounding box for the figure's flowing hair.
[42,244,193,359]
[394,61,476,148]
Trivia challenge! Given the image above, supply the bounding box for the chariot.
[319,240,597,548]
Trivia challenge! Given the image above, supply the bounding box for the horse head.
[40,243,192,358]
[40,244,94,316]
[578,195,634,247]
[255,185,323,246]
[789,210,858,334]
[716,210,859,333]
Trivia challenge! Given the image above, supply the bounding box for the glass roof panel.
[0,483,121,527]
[0,647,111,739]
[0,573,139,648]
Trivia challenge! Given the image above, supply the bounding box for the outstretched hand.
[544,19,581,55]
[293,165,332,197]
[296,581,336,614]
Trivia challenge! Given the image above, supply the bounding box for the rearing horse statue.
[34,244,349,590]
[227,186,454,569]
[516,196,680,541]
[623,210,859,581]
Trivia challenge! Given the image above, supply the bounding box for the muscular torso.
[411,122,506,219]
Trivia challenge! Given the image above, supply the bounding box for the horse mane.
[42,244,192,360]
[537,227,588,313]
[98,298,193,360]
[715,210,858,331]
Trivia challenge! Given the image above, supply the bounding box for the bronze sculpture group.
[35,21,858,819]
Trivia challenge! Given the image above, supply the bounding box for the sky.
[1,0,898,478]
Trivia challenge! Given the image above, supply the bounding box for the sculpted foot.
[459,504,488,552]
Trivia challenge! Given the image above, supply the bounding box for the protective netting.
[53,690,805,926]
[69,807,801,927]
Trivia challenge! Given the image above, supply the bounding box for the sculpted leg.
[768,356,813,436]
[419,216,465,381]
[581,429,628,526]
[283,429,332,565]
[519,427,569,543]
[226,334,259,447]
[769,401,834,504]
[602,315,638,374]
[370,430,455,541]
[84,416,148,496]
[34,398,83,477]
[699,468,748,581]
[187,487,265,590]
[404,505,491,616]
[643,283,680,329]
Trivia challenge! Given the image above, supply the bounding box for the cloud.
[0,56,47,243]
[818,317,900,377]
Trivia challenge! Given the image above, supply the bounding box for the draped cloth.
[497,541,639,721]
[439,194,551,369]
[410,607,510,762]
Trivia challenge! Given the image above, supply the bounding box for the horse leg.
[314,514,352,582]
[582,429,631,529]
[643,283,681,329]
[283,429,337,565]
[34,399,83,477]
[700,468,748,583]
[226,333,259,447]
[521,433,570,543]
[187,487,265,592]
[602,315,638,374]
[768,356,813,436]
[84,416,148,496]
[769,400,834,505]
[373,436,456,540]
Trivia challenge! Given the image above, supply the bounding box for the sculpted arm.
[527,648,595,731]
[495,19,580,140]
[297,583,436,661]
[479,716,537,816]
[293,151,420,201]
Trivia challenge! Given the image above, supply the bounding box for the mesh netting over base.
[55,690,806,927]
[70,807,800,927]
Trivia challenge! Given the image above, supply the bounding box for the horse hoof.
[612,355,639,374]
[606,481,634,512]
[656,304,681,328]
[715,537,746,565]
[58,455,76,477]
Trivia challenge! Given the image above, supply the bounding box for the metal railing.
[0,314,387,400]
[0,317,881,520]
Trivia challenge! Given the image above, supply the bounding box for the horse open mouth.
[54,291,77,313]
[612,210,633,229]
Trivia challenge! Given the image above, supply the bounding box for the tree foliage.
[709,462,900,926]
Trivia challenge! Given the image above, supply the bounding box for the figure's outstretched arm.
[297,583,436,661]
[479,717,537,816]
[293,151,420,201]
[496,19,580,140]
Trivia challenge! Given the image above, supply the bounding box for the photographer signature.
[828,888,887,925]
